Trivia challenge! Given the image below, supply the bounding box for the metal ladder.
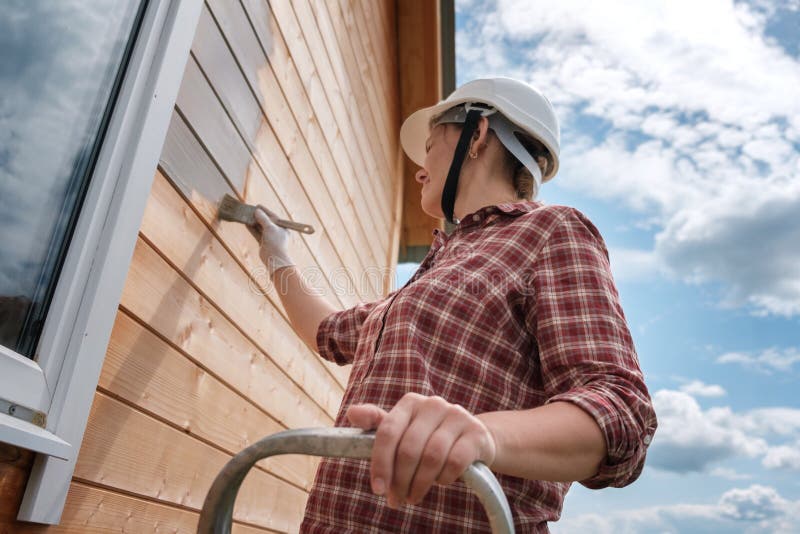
[197,427,515,533]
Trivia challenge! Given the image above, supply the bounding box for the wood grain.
[121,233,344,422]
[242,0,390,254]
[101,310,321,490]
[397,0,444,252]
[204,1,382,299]
[157,115,356,387]
[286,0,393,213]
[189,7,380,305]
[14,481,274,533]
[73,392,308,531]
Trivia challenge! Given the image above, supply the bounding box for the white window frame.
[0,0,203,525]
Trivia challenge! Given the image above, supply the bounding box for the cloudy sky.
[399,0,800,531]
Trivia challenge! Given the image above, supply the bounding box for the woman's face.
[415,124,457,219]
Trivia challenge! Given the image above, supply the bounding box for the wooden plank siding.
[1,0,406,531]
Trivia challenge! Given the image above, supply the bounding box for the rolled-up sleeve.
[316,298,385,366]
[526,207,658,489]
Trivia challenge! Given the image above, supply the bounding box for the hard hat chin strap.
[441,108,483,224]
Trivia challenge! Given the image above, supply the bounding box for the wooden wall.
[2,0,401,532]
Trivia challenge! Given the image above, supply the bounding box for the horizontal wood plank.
[244,0,392,252]
[74,392,308,531]
[204,1,382,299]
[14,481,274,533]
[158,111,355,389]
[189,7,379,307]
[102,310,321,490]
[141,169,351,396]
[282,0,393,219]
[121,233,343,423]
[306,0,393,191]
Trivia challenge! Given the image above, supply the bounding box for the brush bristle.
[218,194,256,224]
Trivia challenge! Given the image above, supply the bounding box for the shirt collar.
[431,200,541,244]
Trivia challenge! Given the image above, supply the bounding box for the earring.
[469,151,478,159]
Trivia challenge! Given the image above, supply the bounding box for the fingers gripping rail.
[197,427,516,534]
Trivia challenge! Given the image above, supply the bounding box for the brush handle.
[272,218,315,235]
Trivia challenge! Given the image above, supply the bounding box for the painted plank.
[101,310,321,490]
[190,7,379,302]
[166,73,361,312]
[121,235,344,424]
[193,8,378,304]
[15,481,273,533]
[172,53,368,314]
[141,170,350,396]
[73,392,308,531]
[204,1,383,299]
[158,117,354,388]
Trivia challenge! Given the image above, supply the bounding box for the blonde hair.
[505,133,553,200]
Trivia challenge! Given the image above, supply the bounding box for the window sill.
[0,413,71,460]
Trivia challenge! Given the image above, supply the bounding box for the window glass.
[0,0,145,358]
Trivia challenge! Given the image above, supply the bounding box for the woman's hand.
[251,207,294,276]
[346,393,497,509]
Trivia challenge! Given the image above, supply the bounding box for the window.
[0,1,145,360]
[0,0,203,524]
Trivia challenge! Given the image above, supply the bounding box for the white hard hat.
[400,77,561,185]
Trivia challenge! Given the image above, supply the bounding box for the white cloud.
[649,390,767,473]
[717,347,800,374]
[554,484,800,534]
[680,380,727,398]
[718,484,787,521]
[457,0,800,316]
[762,442,800,470]
[649,389,800,473]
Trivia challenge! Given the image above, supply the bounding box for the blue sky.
[398,0,800,531]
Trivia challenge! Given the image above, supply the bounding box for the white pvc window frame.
[0,0,203,525]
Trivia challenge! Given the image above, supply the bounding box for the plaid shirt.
[300,201,657,533]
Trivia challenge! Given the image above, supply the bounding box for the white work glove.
[250,207,295,276]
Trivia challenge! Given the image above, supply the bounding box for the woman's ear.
[471,116,491,153]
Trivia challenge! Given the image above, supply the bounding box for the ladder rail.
[197,427,515,533]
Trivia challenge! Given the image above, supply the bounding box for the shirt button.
[643,434,652,446]
[472,214,481,221]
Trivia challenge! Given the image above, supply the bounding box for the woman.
[252,78,657,532]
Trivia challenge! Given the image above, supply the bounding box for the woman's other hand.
[346,393,497,509]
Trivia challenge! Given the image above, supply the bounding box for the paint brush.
[217,194,315,234]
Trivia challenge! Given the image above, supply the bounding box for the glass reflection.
[0,0,145,358]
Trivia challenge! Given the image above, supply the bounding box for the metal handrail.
[197,427,515,533]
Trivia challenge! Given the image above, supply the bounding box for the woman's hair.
[505,133,553,200]
[429,109,552,200]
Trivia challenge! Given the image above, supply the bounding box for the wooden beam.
[0,443,34,527]
[397,0,445,262]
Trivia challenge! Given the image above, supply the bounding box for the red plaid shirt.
[301,201,657,533]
